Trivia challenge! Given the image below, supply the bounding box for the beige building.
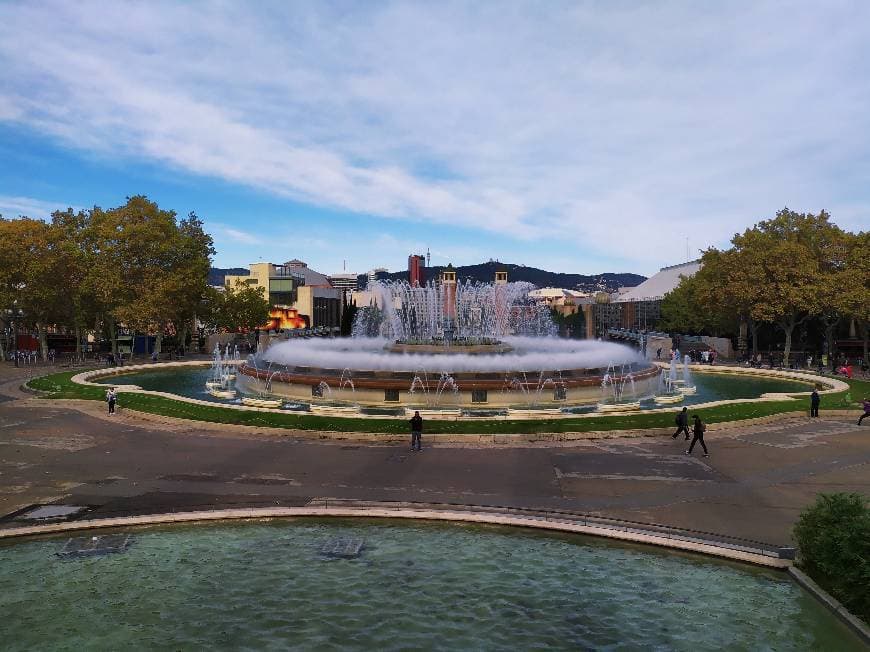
[225,260,342,330]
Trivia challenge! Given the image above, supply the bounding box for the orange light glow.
[263,307,309,330]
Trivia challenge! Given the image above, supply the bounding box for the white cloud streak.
[0,1,868,268]
[0,194,79,219]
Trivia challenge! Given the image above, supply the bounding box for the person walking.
[672,407,690,440]
[858,399,870,425]
[686,414,708,456]
[409,410,423,452]
[810,388,820,418]
[106,387,117,415]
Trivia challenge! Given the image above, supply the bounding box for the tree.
[658,274,708,335]
[838,231,870,363]
[727,209,840,366]
[50,208,96,356]
[793,493,870,622]
[11,218,74,360]
[86,196,214,357]
[202,281,270,339]
[0,217,26,360]
[340,295,358,337]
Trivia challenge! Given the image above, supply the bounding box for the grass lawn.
[26,369,867,435]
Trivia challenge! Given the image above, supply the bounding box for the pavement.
[1,362,868,545]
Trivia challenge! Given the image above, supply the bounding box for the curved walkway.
[1,362,868,550]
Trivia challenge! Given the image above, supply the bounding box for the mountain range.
[210,262,646,294]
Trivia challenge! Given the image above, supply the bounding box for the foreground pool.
[0,520,861,650]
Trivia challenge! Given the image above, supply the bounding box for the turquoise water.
[656,372,812,406]
[0,520,861,650]
[96,366,813,411]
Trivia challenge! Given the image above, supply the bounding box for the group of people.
[671,407,709,456]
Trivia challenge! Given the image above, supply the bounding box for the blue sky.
[1,2,868,277]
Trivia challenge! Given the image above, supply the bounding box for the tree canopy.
[659,208,867,365]
[0,196,215,359]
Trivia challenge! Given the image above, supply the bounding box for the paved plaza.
[1,365,867,545]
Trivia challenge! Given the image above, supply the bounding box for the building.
[527,287,590,306]
[328,273,358,299]
[592,260,701,335]
[408,254,426,287]
[367,267,389,286]
[224,260,343,330]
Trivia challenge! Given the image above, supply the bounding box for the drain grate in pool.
[57,534,132,559]
[320,537,365,559]
[15,505,89,522]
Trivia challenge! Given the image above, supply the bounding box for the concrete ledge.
[0,505,791,568]
[788,566,870,644]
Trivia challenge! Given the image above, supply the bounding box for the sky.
[1,1,868,277]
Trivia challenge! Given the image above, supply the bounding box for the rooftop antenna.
[343,259,346,272]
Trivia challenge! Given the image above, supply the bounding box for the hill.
[357,261,645,293]
[208,267,249,286]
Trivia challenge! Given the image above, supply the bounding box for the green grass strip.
[26,370,867,435]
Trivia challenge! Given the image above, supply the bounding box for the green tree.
[838,231,870,363]
[0,217,26,359]
[340,295,358,336]
[12,218,75,360]
[793,493,870,622]
[50,208,96,356]
[728,209,840,366]
[202,281,270,340]
[658,274,707,334]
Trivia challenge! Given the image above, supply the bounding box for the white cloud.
[0,2,868,269]
[0,195,79,219]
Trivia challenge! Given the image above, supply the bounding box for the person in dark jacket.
[409,411,423,451]
[686,415,708,456]
[857,399,869,425]
[810,389,820,418]
[672,407,690,440]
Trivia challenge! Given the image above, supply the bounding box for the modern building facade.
[592,260,702,335]
[224,260,343,330]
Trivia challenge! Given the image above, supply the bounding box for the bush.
[793,493,870,622]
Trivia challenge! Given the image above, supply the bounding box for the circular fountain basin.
[240,336,659,409]
[0,520,862,649]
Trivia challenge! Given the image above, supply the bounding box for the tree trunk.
[36,323,49,362]
[155,332,163,355]
[737,316,748,356]
[861,320,868,364]
[109,317,119,357]
[75,325,82,356]
[178,321,189,354]
[779,317,796,368]
[824,321,838,370]
[749,319,759,357]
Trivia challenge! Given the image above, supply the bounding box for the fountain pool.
[95,364,815,413]
[0,520,861,650]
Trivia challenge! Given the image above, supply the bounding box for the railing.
[304,498,795,560]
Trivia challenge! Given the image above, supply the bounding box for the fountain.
[205,344,237,399]
[679,354,697,394]
[596,363,641,412]
[235,272,659,411]
[653,367,684,405]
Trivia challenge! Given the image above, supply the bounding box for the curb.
[0,505,792,568]
[788,567,870,644]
